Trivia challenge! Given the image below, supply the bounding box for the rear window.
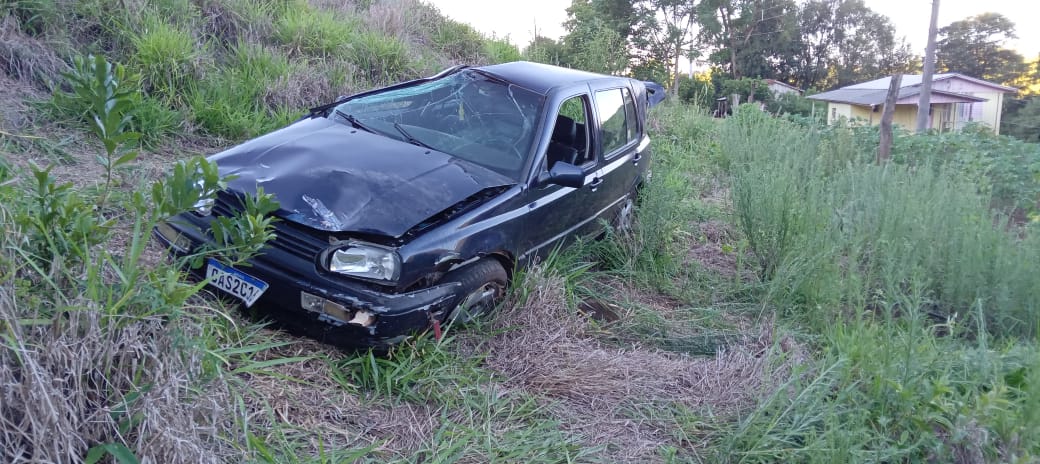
[595,87,639,156]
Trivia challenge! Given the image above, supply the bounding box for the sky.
[425,0,1039,59]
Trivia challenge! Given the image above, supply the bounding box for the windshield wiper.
[334,109,375,133]
[393,122,435,150]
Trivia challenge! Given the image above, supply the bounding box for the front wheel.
[440,258,508,324]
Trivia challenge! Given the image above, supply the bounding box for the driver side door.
[518,94,601,263]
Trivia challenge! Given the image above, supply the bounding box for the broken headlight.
[326,242,400,282]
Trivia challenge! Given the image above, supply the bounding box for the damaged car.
[154,61,662,347]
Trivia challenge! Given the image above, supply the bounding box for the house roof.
[808,73,1016,106]
[765,79,802,93]
[808,87,986,106]
[845,73,1018,92]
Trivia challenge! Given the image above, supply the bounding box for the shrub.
[482,37,521,64]
[428,17,485,62]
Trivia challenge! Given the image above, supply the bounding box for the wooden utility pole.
[879,74,902,164]
[916,0,940,133]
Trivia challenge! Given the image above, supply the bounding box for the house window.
[831,107,837,122]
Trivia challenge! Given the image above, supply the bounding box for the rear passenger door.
[589,85,643,227]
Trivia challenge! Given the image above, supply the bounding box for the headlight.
[327,242,400,282]
[193,180,215,216]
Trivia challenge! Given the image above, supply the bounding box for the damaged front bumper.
[154,219,461,348]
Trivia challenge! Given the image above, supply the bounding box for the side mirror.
[544,162,585,188]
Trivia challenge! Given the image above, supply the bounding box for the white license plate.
[205,259,269,307]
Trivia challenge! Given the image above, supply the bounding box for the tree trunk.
[878,74,902,164]
[916,0,940,133]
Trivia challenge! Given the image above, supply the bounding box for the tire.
[440,258,508,324]
[612,188,638,235]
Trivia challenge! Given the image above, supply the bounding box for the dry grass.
[0,15,67,90]
[451,267,798,461]
[0,281,237,463]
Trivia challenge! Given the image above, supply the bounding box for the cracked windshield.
[336,70,544,178]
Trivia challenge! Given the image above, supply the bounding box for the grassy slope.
[1,1,1039,463]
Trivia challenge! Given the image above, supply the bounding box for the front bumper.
[154,218,460,348]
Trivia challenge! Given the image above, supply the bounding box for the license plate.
[205,259,269,307]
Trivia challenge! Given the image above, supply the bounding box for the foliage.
[349,30,411,83]
[129,14,202,104]
[482,37,521,64]
[1002,96,1040,143]
[789,0,916,89]
[937,13,1028,86]
[766,91,817,118]
[720,106,1040,337]
[57,54,140,206]
[717,77,773,105]
[274,5,358,58]
[698,0,802,80]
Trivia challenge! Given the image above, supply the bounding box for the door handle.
[588,177,604,191]
[632,152,642,165]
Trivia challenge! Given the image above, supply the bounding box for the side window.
[546,96,592,169]
[595,88,638,156]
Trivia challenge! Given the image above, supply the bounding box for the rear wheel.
[440,258,508,324]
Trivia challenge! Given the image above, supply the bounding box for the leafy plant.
[57,54,141,207]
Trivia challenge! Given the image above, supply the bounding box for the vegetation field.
[1,1,1039,463]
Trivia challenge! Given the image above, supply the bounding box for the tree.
[523,36,568,66]
[697,0,802,80]
[936,13,1027,85]
[630,0,701,94]
[789,0,916,89]
[1001,96,1040,143]
[560,0,630,74]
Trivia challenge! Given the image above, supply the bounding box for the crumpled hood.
[211,117,514,237]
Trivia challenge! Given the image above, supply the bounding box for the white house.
[807,73,1017,134]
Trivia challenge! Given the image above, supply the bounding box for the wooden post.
[878,74,902,164]
[916,0,940,133]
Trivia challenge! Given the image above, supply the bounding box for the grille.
[211,191,327,260]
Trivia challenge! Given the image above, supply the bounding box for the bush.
[428,17,485,62]
[482,37,520,64]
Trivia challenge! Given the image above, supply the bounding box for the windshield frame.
[331,69,546,180]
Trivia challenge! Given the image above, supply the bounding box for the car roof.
[473,61,627,95]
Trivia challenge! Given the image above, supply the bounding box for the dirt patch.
[686,220,741,277]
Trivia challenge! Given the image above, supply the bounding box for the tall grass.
[130,14,202,104]
[721,106,1040,338]
[274,5,358,58]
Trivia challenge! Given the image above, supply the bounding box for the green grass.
[721,106,1040,338]
[8,2,1040,462]
[130,14,202,104]
[274,4,358,58]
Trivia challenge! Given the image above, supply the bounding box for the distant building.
[765,79,802,96]
[807,74,1017,134]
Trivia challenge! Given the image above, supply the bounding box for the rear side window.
[595,87,639,156]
